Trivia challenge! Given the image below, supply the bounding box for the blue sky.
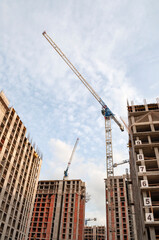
[1,0,159,225]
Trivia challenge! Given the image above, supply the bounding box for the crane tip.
[42,31,46,35]
[121,126,124,132]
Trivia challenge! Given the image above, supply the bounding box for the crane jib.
[99,98,107,108]
[42,32,123,131]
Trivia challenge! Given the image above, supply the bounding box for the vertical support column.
[54,181,63,240]
[125,169,135,239]
[73,194,78,239]
[149,227,156,240]
[93,226,96,240]
[105,117,116,240]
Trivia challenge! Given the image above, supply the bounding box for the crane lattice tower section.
[0,91,42,240]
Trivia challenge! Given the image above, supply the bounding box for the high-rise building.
[28,179,86,240]
[84,226,106,240]
[105,175,137,240]
[0,91,42,240]
[128,100,159,240]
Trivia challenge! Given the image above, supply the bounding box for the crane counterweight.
[113,159,129,168]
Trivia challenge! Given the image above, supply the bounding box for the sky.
[1,0,159,226]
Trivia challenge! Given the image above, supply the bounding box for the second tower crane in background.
[63,137,79,180]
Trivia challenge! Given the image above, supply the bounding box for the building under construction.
[28,179,85,240]
[0,91,42,240]
[84,226,106,240]
[128,99,159,240]
[105,175,137,240]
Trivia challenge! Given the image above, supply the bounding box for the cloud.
[41,138,106,225]
[49,138,74,164]
[1,0,159,227]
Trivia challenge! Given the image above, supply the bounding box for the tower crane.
[57,138,79,240]
[63,138,79,180]
[42,31,124,240]
[113,159,129,168]
[85,218,97,226]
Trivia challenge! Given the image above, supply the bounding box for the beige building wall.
[0,91,42,240]
[128,100,159,240]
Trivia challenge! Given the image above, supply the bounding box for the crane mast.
[42,31,124,239]
[63,138,79,180]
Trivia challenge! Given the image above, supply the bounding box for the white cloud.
[1,0,159,227]
[43,138,106,225]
